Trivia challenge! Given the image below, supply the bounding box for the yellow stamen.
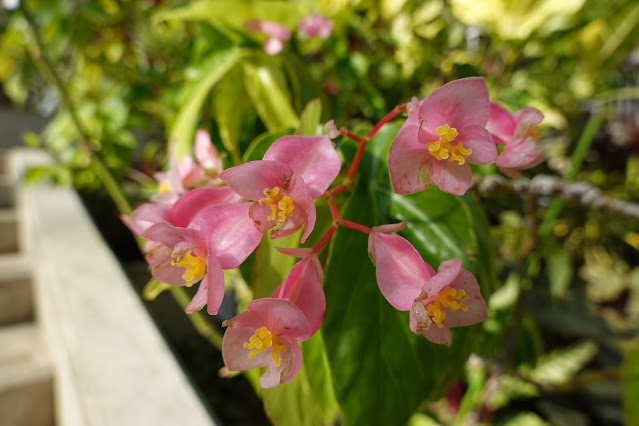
[158,183,172,194]
[426,124,472,165]
[259,187,295,226]
[243,326,287,367]
[526,125,542,140]
[426,287,469,328]
[171,252,206,287]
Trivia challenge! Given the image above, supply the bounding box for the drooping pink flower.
[389,77,498,196]
[219,135,341,243]
[486,102,544,178]
[142,202,262,315]
[298,14,333,39]
[222,298,312,388]
[153,130,224,204]
[245,19,291,55]
[369,226,487,347]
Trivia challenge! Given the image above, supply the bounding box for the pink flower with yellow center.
[486,101,544,178]
[219,135,341,243]
[369,225,487,347]
[389,77,498,196]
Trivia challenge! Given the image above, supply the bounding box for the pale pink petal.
[189,203,262,269]
[205,252,225,315]
[263,135,341,199]
[298,14,333,39]
[186,278,208,313]
[259,336,303,388]
[324,120,340,139]
[194,129,224,172]
[418,77,490,133]
[219,160,294,201]
[371,222,407,235]
[486,101,515,144]
[263,37,285,55]
[430,160,472,196]
[298,191,316,243]
[132,203,171,224]
[142,222,201,248]
[371,233,434,311]
[421,323,453,347]
[150,192,180,205]
[422,259,462,297]
[272,255,325,335]
[388,123,431,195]
[121,215,152,238]
[150,254,190,287]
[170,187,241,228]
[513,107,544,139]
[248,298,312,341]
[458,125,497,165]
[497,138,543,170]
[222,324,274,371]
[444,269,488,327]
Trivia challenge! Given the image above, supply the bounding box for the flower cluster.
[245,13,333,55]
[124,77,544,388]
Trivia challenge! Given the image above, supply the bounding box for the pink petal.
[458,125,497,165]
[149,252,190,287]
[421,323,453,347]
[298,191,316,243]
[142,222,202,248]
[263,37,285,55]
[272,255,325,335]
[419,77,490,133]
[444,268,487,327]
[496,138,543,170]
[422,259,462,297]
[486,101,515,144]
[186,278,208,313]
[264,135,341,199]
[194,129,224,172]
[121,214,152,238]
[430,160,472,196]
[219,160,294,201]
[132,203,172,224]
[170,187,241,228]
[371,233,434,311]
[188,203,262,269]
[205,252,225,315]
[371,222,407,235]
[150,192,180,205]
[259,336,303,388]
[248,298,312,341]
[222,323,274,371]
[388,123,431,195]
[513,107,544,139]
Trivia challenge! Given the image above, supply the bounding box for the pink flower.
[153,130,224,204]
[219,135,341,243]
[245,19,291,55]
[142,202,262,315]
[222,298,312,388]
[389,77,498,196]
[369,226,487,347]
[298,14,333,39]
[486,102,544,178]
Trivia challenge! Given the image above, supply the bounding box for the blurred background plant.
[1,0,639,425]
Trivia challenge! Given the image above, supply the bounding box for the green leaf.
[153,0,305,30]
[301,332,339,424]
[213,65,250,165]
[243,61,299,132]
[296,99,322,136]
[242,128,293,163]
[524,341,597,385]
[545,241,573,299]
[252,231,300,299]
[623,340,639,425]
[169,47,243,160]
[322,123,496,426]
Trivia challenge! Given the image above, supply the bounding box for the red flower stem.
[346,142,367,181]
[327,184,349,197]
[313,225,337,253]
[328,197,340,221]
[341,128,366,144]
[366,103,407,140]
[340,219,372,235]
